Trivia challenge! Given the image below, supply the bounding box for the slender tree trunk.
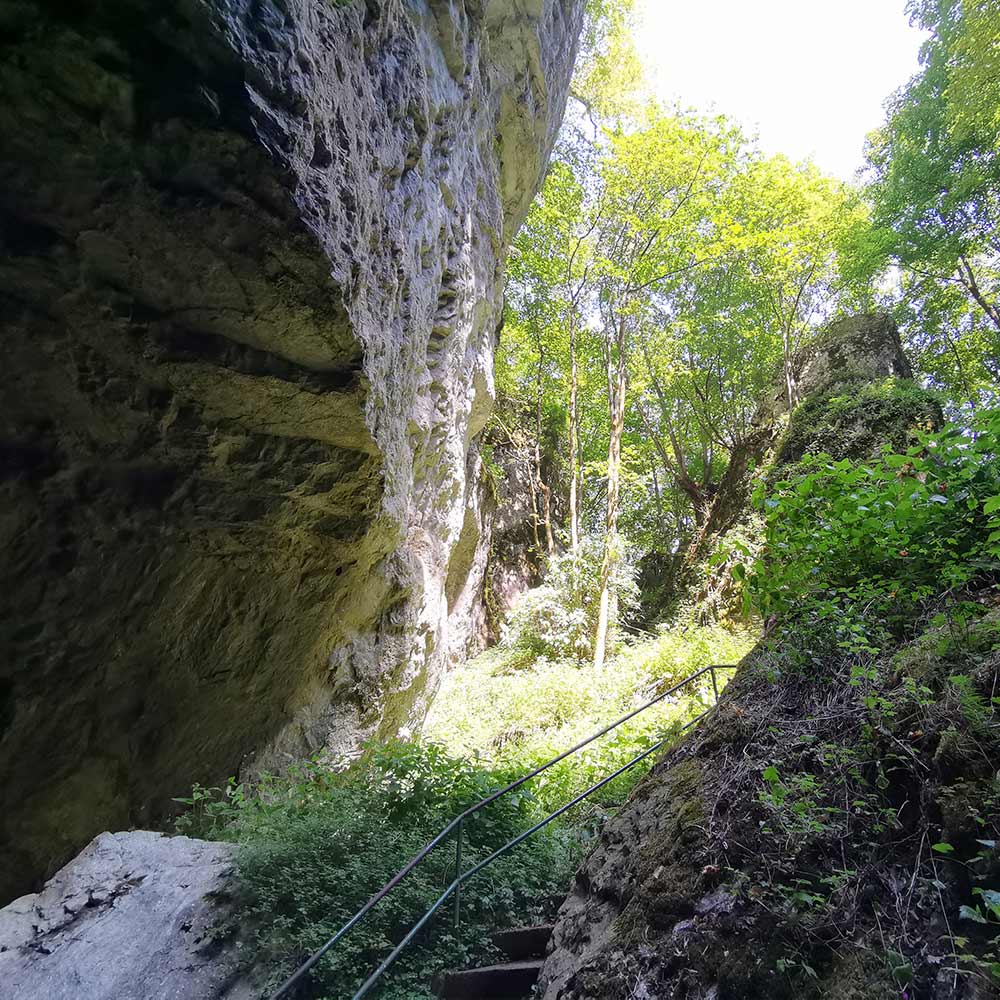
[651,463,664,522]
[942,323,975,407]
[539,479,555,555]
[534,346,555,556]
[568,318,581,550]
[641,408,709,527]
[594,315,628,669]
[527,448,541,554]
[782,324,797,411]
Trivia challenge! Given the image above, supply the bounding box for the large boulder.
[0,0,584,900]
[0,831,253,1000]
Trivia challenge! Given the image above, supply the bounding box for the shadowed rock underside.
[0,0,583,900]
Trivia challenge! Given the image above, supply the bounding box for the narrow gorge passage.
[2,2,999,999]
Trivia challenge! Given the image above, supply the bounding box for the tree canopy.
[495,0,1000,652]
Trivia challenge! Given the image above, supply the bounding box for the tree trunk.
[782,325,797,412]
[568,318,581,550]
[594,315,628,669]
[527,449,542,554]
[534,337,555,556]
[957,255,1000,332]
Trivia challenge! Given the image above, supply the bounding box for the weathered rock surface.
[761,312,914,422]
[468,440,545,646]
[0,830,253,1000]
[0,0,583,900]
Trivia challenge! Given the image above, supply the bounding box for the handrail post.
[710,665,720,704]
[453,818,463,930]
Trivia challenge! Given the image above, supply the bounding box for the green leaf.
[959,904,988,924]
[975,888,1000,910]
[983,496,1000,515]
[891,961,913,987]
[931,842,955,854]
[762,766,780,784]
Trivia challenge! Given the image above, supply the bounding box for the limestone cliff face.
[0,831,252,1000]
[0,0,583,900]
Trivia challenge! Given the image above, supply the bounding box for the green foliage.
[748,408,1000,656]
[508,103,875,594]
[865,49,1000,274]
[710,586,1000,993]
[426,622,755,816]
[775,376,941,465]
[886,273,1000,414]
[910,0,1000,149]
[177,745,579,1000]
[571,0,643,123]
[500,537,638,662]
[759,765,828,841]
[174,777,250,840]
[174,621,755,999]
[862,0,1000,404]
[865,0,1000,273]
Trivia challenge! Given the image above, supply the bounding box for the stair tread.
[491,923,554,962]
[441,958,544,997]
[448,959,545,975]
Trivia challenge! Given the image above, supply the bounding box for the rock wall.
[541,613,1000,1000]
[0,0,583,901]
[468,440,545,648]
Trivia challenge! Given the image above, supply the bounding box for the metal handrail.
[270,662,736,1000]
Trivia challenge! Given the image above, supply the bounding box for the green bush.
[175,596,755,1000]
[501,536,639,662]
[177,744,580,1000]
[748,407,1000,658]
[426,621,756,815]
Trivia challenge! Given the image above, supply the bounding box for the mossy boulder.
[542,314,999,999]
[776,375,942,466]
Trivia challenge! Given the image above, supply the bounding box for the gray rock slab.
[0,831,256,1000]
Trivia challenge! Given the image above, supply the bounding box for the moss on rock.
[776,375,942,466]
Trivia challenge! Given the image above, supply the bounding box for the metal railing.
[270,663,736,1000]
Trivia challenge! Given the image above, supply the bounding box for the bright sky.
[634,0,928,181]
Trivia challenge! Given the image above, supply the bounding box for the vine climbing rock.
[0,0,584,903]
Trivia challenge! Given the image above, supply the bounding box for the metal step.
[492,924,554,961]
[439,959,544,999]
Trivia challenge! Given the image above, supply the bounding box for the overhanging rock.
[0,0,584,900]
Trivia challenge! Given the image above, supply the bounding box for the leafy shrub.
[175,580,755,999]
[426,621,756,815]
[748,407,1000,657]
[176,744,580,1000]
[501,536,639,661]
